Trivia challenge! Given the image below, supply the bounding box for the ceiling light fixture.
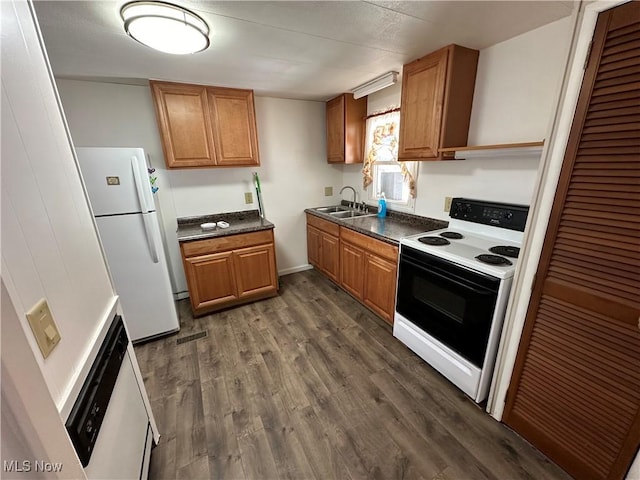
[120,1,210,55]
[351,71,399,99]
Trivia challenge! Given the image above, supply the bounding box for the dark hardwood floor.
[135,269,570,480]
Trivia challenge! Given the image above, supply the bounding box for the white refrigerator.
[76,147,179,342]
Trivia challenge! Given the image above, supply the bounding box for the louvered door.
[503,3,640,480]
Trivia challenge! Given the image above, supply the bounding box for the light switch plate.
[26,298,61,358]
[244,192,253,204]
[444,196,453,212]
[324,186,333,196]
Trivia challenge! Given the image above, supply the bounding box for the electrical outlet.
[324,186,333,196]
[444,196,453,212]
[26,298,61,358]
[244,192,253,204]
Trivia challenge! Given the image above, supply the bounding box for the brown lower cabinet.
[181,229,278,316]
[306,214,398,324]
[306,214,340,282]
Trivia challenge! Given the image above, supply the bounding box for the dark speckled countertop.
[177,210,274,242]
[305,204,447,245]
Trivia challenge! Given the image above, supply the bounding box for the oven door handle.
[402,258,495,296]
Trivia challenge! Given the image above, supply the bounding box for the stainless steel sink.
[329,210,371,218]
[315,206,349,213]
[313,205,374,219]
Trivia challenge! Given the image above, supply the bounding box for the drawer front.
[340,227,398,262]
[306,213,340,237]
[181,229,273,257]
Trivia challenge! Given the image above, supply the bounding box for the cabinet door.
[150,81,216,168]
[363,253,397,324]
[326,95,345,163]
[183,251,237,312]
[208,88,260,166]
[307,225,321,267]
[398,48,448,160]
[233,244,277,299]
[340,241,365,299]
[321,233,340,283]
[326,94,366,164]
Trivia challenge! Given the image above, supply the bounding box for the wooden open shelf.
[439,141,544,159]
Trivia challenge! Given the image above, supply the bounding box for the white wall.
[56,80,340,294]
[342,16,574,220]
[1,1,117,410]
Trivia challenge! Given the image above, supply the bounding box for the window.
[362,109,417,209]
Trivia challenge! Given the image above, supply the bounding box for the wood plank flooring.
[135,269,571,480]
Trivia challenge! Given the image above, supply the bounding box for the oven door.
[396,245,500,368]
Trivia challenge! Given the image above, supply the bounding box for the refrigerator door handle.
[141,213,159,264]
[131,155,153,213]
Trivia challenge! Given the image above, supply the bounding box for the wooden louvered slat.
[556,231,639,258]
[558,223,638,242]
[557,217,640,242]
[553,239,639,266]
[607,22,640,40]
[580,139,640,151]
[553,236,640,267]
[550,250,639,282]
[582,130,640,141]
[538,303,640,364]
[561,219,639,239]
[548,264,638,303]
[583,113,640,127]
[514,383,627,469]
[523,343,638,424]
[592,81,639,98]
[520,353,637,431]
[562,207,639,225]
[594,72,640,89]
[574,164,640,173]
[533,317,640,389]
[573,162,639,172]
[504,4,640,479]
[551,246,638,276]
[599,47,638,65]
[587,105,640,119]
[540,295,640,350]
[589,88,639,105]
[588,97,639,111]
[584,116,640,129]
[566,181,640,193]
[602,36,640,55]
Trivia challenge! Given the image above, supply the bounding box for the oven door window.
[396,247,500,368]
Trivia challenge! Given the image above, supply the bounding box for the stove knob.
[462,204,472,218]
[503,211,513,222]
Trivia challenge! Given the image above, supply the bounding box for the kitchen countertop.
[305,205,447,245]
[176,210,274,242]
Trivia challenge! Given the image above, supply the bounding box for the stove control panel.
[66,315,129,466]
[450,198,529,231]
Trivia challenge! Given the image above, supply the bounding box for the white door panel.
[96,212,179,341]
[77,147,151,216]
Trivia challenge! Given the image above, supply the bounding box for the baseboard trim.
[278,265,313,276]
[173,291,189,301]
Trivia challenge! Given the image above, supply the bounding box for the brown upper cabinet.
[398,44,479,161]
[326,93,367,164]
[150,81,260,169]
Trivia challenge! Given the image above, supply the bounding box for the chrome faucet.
[340,186,357,208]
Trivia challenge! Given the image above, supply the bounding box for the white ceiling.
[33,1,575,101]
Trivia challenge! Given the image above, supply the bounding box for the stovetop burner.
[475,254,513,266]
[418,236,450,246]
[489,245,520,258]
[440,231,463,240]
